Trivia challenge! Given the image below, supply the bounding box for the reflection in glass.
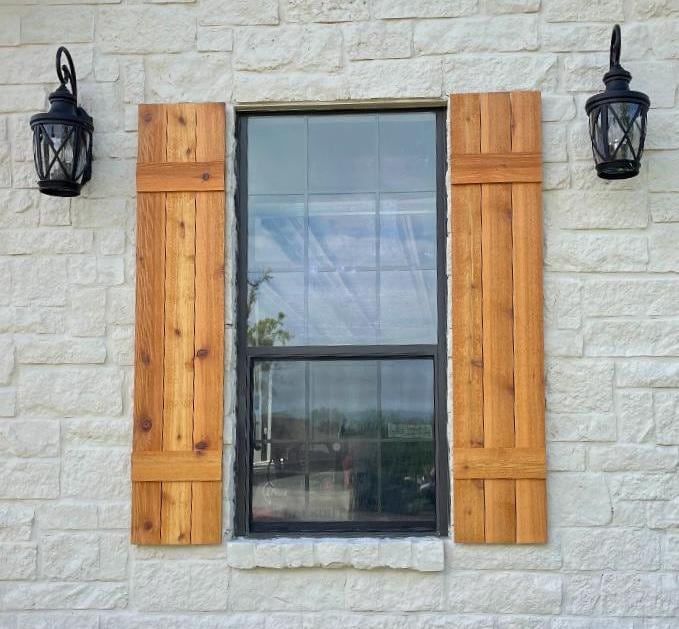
[248,117,306,194]
[380,269,437,344]
[379,113,436,192]
[246,271,301,347]
[308,115,378,193]
[379,193,436,270]
[248,196,305,273]
[251,359,436,525]
[246,112,438,346]
[308,270,377,345]
[308,194,377,270]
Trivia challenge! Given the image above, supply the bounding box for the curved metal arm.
[610,24,621,69]
[55,46,77,104]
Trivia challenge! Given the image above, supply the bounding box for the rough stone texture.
[0,0,678,625]
[234,26,342,72]
[414,15,539,54]
[345,22,412,61]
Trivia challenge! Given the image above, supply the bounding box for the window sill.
[226,537,445,572]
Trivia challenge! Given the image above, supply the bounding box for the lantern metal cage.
[585,25,650,180]
[30,46,93,197]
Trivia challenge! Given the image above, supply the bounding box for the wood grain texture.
[454,448,546,479]
[161,104,197,545]
[451,93,485,543]
[451,91,546,544]
[192,103,225,544]
[131,104,167,545]
[137,161,225,192]
[133,103,226,546]
[511,91,547,544]
[450,152,542,184]
[480,92,516,544]
[132,451,222,481]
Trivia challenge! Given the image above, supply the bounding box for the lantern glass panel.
[45,123,75,180]
[34,123,91,185]
[610,102,641,161]
[75,129,91,180]
[588,101,647,178]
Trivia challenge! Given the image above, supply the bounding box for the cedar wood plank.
[131,104,166,545]
[161,104,197,544]
[192,103,226,544]
[451,93,486,543]
[511,91,548,543]
[480,92,517,544]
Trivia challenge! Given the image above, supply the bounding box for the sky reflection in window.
[246,112,437,346]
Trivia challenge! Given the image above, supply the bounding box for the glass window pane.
[308,115,377,193]
[381,359,434,439]
[248,117,306,194]
[381,441,436,518]
[247,271,304,346]
[379,112,436,192]
[308,270,377,345]
[253,361,306,445]
[246,112,439,346]
[380,192,436,270]
[250,359,436,526]
[380,269,437,344]
[249,195,305,273]
[308,194,377,271]
[310,360,379,440]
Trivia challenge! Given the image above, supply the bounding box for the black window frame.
[235,107,449,537]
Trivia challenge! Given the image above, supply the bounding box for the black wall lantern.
[585,25,650,180]
[30,47,93,197]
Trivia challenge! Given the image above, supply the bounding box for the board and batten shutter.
[451,91,547,544]
[132,103,225,545]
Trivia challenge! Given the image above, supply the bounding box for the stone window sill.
[226,537,445,572]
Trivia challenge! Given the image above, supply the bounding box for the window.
[236,110,448,535]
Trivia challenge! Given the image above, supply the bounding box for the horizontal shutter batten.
[451,152,542,184]
[454,448,546,479]
[132,451,222,482]
[137,161,225,192]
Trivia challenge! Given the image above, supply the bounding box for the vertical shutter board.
[192,104,225,544]
[511,92,547,543]
[161,104,197,545]
[451,94,485,543]
[451,91,546,545]
[479,93,516,544]
[131,105,167,545]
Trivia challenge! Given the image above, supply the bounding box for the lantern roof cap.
[585,25,650,114]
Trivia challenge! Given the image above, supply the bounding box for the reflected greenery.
[247,270,292,347]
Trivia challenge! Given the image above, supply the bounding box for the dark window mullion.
[304,360,310,511]
[246,344,438,360]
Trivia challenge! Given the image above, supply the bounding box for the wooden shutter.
[132,103,225,545]
[451,91,546,544]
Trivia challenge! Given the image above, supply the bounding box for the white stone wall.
[0,0,678,626]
